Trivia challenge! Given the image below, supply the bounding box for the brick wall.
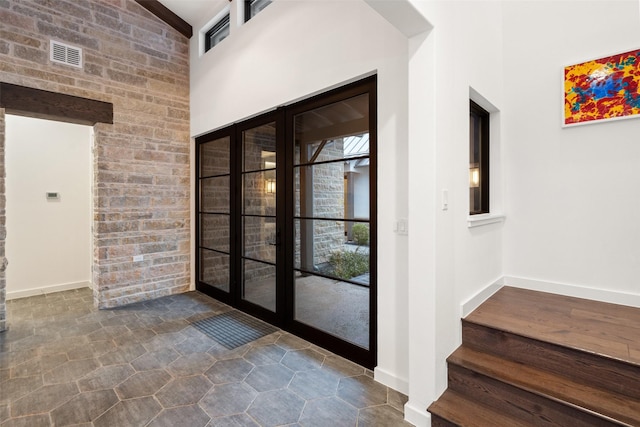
[0,0,190,317]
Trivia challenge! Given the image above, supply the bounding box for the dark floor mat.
[191,311,279,349]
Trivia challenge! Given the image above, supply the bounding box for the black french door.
[196,110,284,325]
[196,76,376,368]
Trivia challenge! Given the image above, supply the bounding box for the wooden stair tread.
[450,345,640,425]
[428,390,533,427]
[465,287,640,366]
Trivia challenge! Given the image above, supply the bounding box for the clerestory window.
[204,13,230,52]
[245,0,272,22]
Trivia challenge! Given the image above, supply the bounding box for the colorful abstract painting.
[564,49,640,126]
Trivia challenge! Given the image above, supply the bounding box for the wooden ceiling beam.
[0,83,113,126]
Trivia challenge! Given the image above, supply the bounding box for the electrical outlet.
[133,255,143,262]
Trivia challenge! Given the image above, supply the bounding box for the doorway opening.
[5,115,93,299]
[196,76,377,368]
[0,82,113,332]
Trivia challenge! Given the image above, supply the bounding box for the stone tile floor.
[0,288,411,426]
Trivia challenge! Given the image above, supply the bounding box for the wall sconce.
[469,167,480,188]
[265,179,276,194]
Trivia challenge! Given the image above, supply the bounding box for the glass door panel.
[294,163,370,220]
[198,136,232,296]
[200,249,230,292]
[294,219,369,283]
[292,93,371,351]
[200,176,230,212]
[241,123,277,312]
[243,172,276,216]
[293,94,370,166]
[243,216,276,264]
[200,214,230,253]
[200,137,230,175]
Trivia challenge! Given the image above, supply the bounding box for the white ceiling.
[157,0,218,26]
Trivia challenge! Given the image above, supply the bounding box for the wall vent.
[50,40,82,68]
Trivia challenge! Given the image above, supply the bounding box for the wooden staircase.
[427,286,640,426]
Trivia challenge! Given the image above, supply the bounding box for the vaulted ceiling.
[156,0,215,26]
[136,0,432,40]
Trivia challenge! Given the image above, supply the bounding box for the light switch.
[397,218,408,235]
[442,189,449,211]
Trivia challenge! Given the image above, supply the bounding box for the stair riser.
[462,320,640,400]
[448,363,620,427]
[430,415,459,427]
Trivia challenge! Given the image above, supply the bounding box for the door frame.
[195,125,236,308]
[195,109,284,326]
[0,83,113,332]
[195,76,377,368]
[234,110,285,325]
[283,76,377,368]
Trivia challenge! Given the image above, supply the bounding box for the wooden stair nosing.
[448,363,623,427]
[461,320,640,400]
[448,345,640,426]
[428,389,533,427]
[466,287,640,367]
[478,287,640,325]
[463,312,638,366]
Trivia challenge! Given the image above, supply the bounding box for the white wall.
[502,0,640,298]
[190,1,640,425]
[191,0,412,394]
[403,2,505,424]
[5,115,92,298]
[191,1,507,425]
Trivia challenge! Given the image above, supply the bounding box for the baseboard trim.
[404,400,430,427]
[460,277,504,318]
[374,367,409,395]
[504,276,640,308]
[460,276,640,317]
[7,281,91,300]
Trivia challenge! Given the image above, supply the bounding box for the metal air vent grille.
[50,40,82,68]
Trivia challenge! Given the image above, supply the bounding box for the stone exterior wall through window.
[295,139,347,271]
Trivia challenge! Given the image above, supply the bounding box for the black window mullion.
[367,79,378,369]
[293,216,370,223]
[296,154,369,169]
[231,125,241,305]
